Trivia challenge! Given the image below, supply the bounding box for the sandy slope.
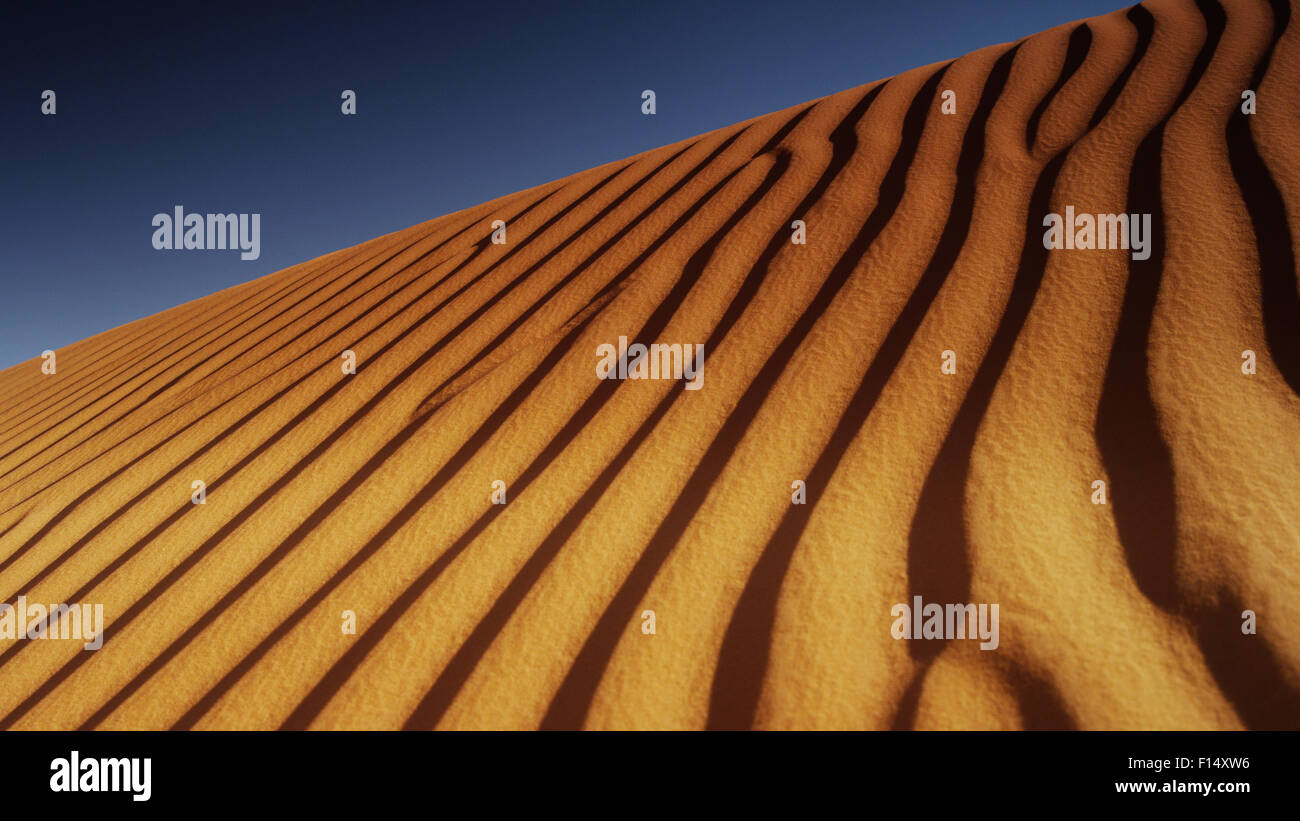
[0,0,1296,730]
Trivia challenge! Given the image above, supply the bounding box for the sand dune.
[0,0,1296,730]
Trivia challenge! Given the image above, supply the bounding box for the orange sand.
[0,0,1296,730]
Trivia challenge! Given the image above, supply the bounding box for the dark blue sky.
[1,0,1123,370]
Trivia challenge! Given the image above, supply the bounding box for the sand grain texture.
[0,0,1297,730]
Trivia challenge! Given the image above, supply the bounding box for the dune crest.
[0,0,1296,730]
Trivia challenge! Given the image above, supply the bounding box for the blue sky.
[0,0,1126,370]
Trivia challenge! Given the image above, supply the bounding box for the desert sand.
[0,0,1296,730]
